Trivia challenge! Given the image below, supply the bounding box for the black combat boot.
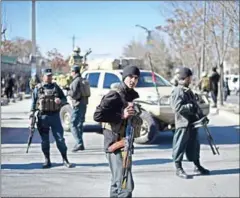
[175,162,191,179]
[194,160,210,175]
[42,153,51,169]
[62,153,73,168]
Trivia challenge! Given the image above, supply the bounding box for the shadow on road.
[1,158,172,170]
[1,163,63,170]
[198,125,240,145]
[1,127,55,144]
[1,125,102,145]
[135,125,239,151]
[193,168,240,177]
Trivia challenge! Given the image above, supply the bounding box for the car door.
[84,72,102,122]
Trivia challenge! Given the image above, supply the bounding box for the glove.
[202,117,209,125]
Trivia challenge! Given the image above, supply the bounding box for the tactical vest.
[69,55,83,66]
[37,83,61,112]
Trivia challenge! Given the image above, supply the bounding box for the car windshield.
[120,71,171,87]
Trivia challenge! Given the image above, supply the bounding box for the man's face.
[43,74,52,83]
[71,71,75,77]
[124,75,139,89]
[185,76,192,85]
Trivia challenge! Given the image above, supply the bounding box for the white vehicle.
[225,74,239,94]
[60,68,210,144]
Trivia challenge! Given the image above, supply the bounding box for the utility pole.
[72,35,75,50]
[31,0,37,76]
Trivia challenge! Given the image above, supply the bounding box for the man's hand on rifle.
[121,103,135,119]
[202,117,210,125]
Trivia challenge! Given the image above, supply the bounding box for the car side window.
[103,73,121,89]
[87,73,100,88]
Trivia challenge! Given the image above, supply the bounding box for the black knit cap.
[122,66,140,80]
[178,67,193,80]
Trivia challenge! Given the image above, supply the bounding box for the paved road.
[1,99,239,197]
[226,94,239,105]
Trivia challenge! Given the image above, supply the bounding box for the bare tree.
[47,48,68,72]
[157,1,239,104]
[1,37,42,63]
[123,35,174,78]
[156,7,205,78]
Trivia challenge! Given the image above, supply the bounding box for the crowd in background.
[1,73,31,100]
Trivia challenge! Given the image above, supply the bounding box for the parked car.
[225,74,239,95]
[60,69,210,144]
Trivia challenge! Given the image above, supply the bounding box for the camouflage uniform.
[68,47,83,67]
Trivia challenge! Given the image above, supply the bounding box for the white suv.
[60,69,210,144]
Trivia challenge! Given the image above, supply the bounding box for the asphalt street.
[226,94,239,105]
[1,99,239,197]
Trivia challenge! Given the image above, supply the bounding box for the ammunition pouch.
[103,120,127,139]
[37,84,61,112]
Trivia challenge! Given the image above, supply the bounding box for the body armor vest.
[37,83,61,112]
[68,54,83,67]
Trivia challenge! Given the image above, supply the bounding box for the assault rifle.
[121,103,142,189]
[26,111,38,153]
[83,48,92,64]
[184,88,220,155]
[193,116,220,155]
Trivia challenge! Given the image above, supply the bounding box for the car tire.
[134,110,158,144]
[60,104,72,132]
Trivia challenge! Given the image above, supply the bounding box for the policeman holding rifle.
[170,67,210,179]
[29,68,72,168]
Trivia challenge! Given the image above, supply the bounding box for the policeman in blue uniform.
[30,68,72,168]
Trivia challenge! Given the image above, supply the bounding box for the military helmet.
[174,68,181,75]
[74,46,81,53]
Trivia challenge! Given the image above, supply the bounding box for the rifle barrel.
[203,124,220,155]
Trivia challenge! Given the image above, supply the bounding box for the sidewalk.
[218,102,240,114]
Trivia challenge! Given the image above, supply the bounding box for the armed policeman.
[170,67,210,179]
[93,66,142,198]
[30,68,72,168]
